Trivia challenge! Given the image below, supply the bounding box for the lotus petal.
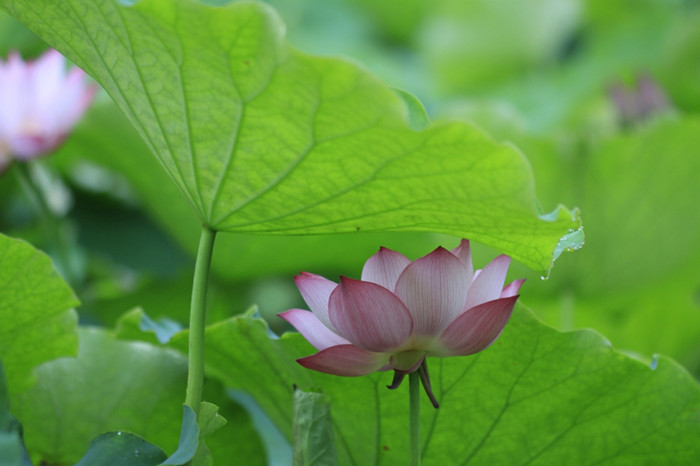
[361,246,411,291]
[329,277,412,352]
[394,247,469,335]
[437,296,519,356]
[295,272,338,330]
[279,309,349,351]
[451,239,474,277]
[501,279,526,298]
[297,344,389,376]
[464,255,511,310]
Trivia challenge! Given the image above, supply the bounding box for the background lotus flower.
[280,239,524,401]
[0,49,97,170]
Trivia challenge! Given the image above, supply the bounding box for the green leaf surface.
[197,402,227,439]
[178,402,228,466]
[12,328,187,464]
[392,89,430,131]
[75,431,168,466]
[1,363,12,434]
[160,406,198,465]
[11,327,264,465]
[171,306,700,465]
[116,307,183,345]
[228,389,292,465]
[0,0,581,275]
[293,388,337,466]
[0,363,32,466]
[202,382,265,466]
[55,102,456,282]
[0,10,43,56]
[0,233,79,395]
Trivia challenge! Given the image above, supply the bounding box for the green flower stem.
[14,162,77,286]
[185,225,217,416]
[409,371,421,466]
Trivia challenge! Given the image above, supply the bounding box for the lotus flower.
[280,239,524,407]
[0,49,97,172]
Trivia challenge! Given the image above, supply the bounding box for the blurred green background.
[1,0,699,379]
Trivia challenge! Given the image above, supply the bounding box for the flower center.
[390,350,425,372]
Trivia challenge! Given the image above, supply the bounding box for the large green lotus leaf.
[170,306,700,465]
[0,0,580,275]
[0,10,42,56]
[0,234,79,396]
[75,431,168,466]
[11,327,264,465]
[54,101,481,281]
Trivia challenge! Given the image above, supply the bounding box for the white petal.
[465,255,510,310]
[361,246,411,291]
[501,279,525,298]
[394,247,469,336]
[279,309,349,351]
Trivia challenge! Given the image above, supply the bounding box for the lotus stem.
[185,224,217,415]
[409,370,421,466]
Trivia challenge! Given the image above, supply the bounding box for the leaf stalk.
[185,225,217,415]
[409,370,421,466]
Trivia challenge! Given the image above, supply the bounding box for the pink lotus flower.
[0,49,97,172]
[280,239,524,407]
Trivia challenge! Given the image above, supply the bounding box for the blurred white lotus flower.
[0,49,96,172]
